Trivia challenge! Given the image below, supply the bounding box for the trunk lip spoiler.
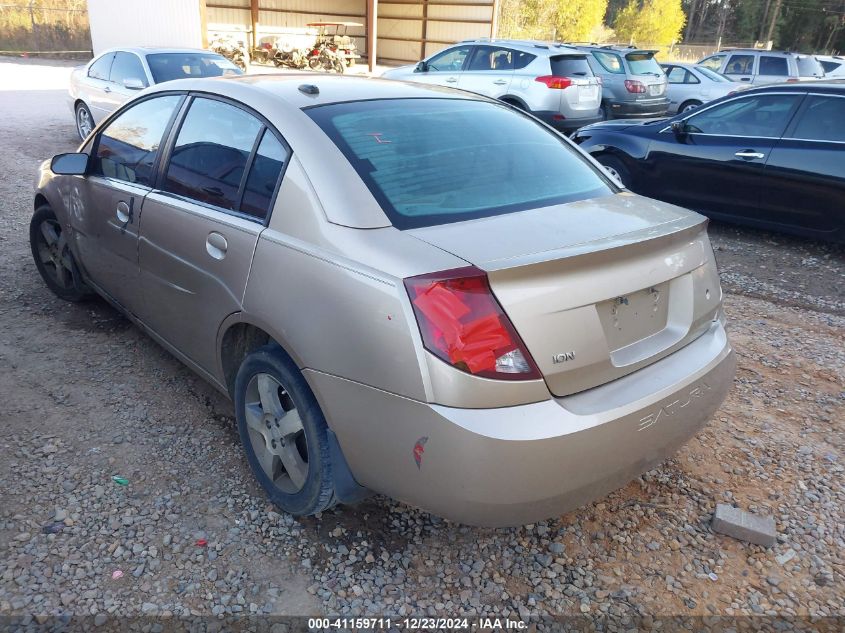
[478,215,708,272]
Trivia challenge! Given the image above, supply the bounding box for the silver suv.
[381,39,602,131]
[570,45,669,120]
[698,48,825,85]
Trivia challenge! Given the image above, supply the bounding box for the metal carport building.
[87,0,499,72]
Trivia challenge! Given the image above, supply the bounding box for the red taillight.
[786,78,799,83]
[535,75,573,89]
[624,79,646,93]
[404,267,541,380]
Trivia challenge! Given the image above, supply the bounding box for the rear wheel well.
[220,323,274,397]
[34,194,49,211]
[500,95,528,111]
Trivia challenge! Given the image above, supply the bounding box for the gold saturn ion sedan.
[31,75,735,526]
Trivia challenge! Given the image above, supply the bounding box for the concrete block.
[711,504,777,547]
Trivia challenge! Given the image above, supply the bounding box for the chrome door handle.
[445,77,457,83]
[735,150,765,159]
[493,79,507,85]
[206,231,228,260]
[104,85,111,93]
[116,199,133,224]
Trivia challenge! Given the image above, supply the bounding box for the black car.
[571,81,845,242]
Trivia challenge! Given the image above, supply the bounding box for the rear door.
[756,55,790,85]
[759,93,845,236]
[642,92,804,218]
[457,45,515,98]
[138,96,289,374]
[414,45,472,88]
[105,51,149,108]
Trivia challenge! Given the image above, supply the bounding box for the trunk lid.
[407,193,723,396]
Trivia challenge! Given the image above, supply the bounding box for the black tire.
[596,154,630,188]
[679,100,702,113]
[29,205,91,302]
[75,101,94,140]
[234,343,336,516]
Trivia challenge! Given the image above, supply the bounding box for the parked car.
[568,44,669,120]
[381,39,602,131]
[660,62,742,114]
[32,75,734,526]
[816,55,845,78]
[697,48,825,85]
[68,47,242,140]
[571,82,845,242]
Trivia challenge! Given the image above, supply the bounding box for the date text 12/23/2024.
[308,617,528,630]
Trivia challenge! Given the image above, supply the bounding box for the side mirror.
[671,120,688,139]
[51,152,89,176]
[123,77,145,90]
[415,61,428,73]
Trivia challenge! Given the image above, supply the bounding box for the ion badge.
[413,436,428,469]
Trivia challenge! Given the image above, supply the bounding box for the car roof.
[736,79,845,94]
[457,38,585,56]
[717,48,813,57]
[99,46,222,56]
[144,73,486,109]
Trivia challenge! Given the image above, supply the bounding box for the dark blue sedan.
[571,81,845,242]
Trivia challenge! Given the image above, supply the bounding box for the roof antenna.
[298,84,319,95]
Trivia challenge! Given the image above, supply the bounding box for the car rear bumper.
[608,98,670,118]
[533,110,603,131]
[307,319,734,527]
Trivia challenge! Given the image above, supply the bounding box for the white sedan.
[68,47,242,139]
[660,62,743,114]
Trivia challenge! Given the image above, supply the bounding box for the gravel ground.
[0,58,843,622]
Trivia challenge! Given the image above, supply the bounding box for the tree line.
[498,0,845,53]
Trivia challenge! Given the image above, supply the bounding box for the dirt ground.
[0,57,842,622]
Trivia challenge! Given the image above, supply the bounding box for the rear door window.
[240,131,289,219]
[306,98,611,229]
[685,94,802,137]
[466,46,516,71]
[724,54,754,76]
[550,55,591,77]
[789,96,845,142]
[88,53,114,80]
[758,56,788,77]
[665,66,685,83]
[163,97,262,211]
[93,95,182,186]
[110,52,148,87]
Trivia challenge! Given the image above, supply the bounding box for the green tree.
[613,0,687,45]
[498,0,608,42]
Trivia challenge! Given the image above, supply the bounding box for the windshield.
[145,53,242,83]
[796,55,824,78]
[306,99,612,229]
[696,66,731,82]
[626,53,662,75]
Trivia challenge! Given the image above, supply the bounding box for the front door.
[642,92,804,220]
[138,96,289,374]
[760,93,845,236]
[413,45,472,88]
[72,93,184,312]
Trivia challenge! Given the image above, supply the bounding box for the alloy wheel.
[76,106,93,139]
[35,218,76,290]
[244,373,309,494]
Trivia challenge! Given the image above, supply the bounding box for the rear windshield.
[306,99,612,229]
[697,66,731,82]
[626,52,662,75]
[145,52,242,83]
[550,55,591,77]
[796,55,824,78]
